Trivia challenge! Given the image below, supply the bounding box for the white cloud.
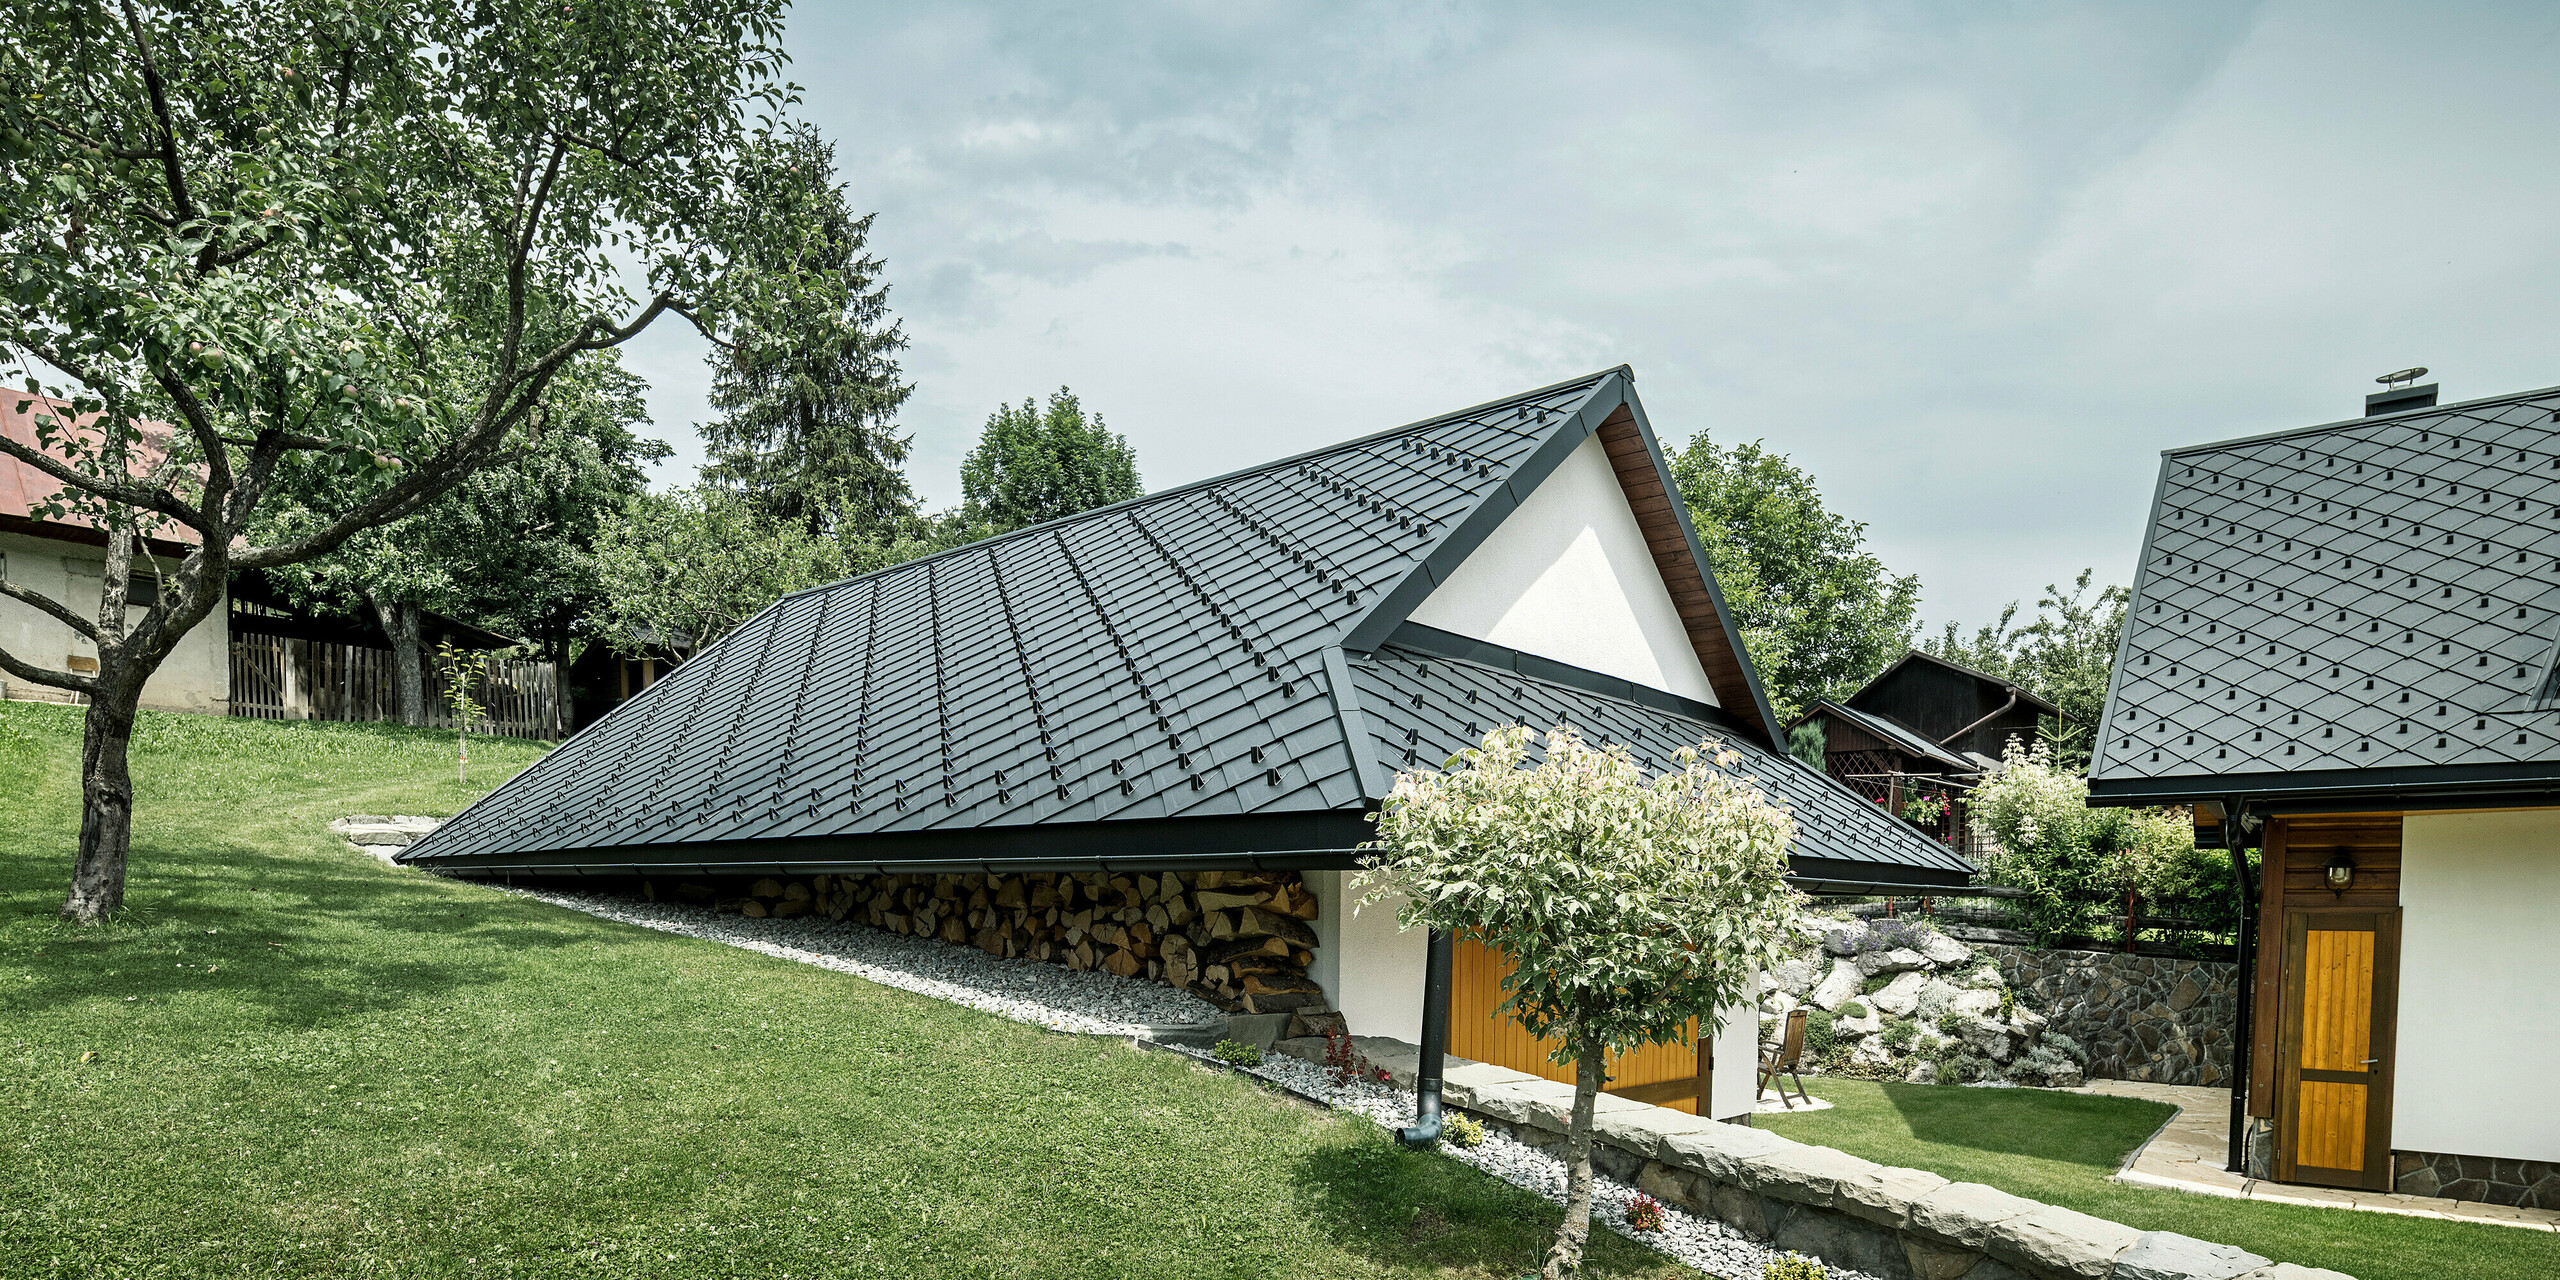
[628,0,2560,634]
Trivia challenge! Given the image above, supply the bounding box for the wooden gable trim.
[1592,406,1772,743]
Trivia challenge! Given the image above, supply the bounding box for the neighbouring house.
[1,394,558,734]
[2088,375,2560,1208]
[401,367,1973,1122]
[0,394,228,711]
[564,624,690,733]
[1791,650,2054,854]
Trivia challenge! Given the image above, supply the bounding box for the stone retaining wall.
[2392,1150,2560,1211]
[1281,1035,2352,1280]
[1986,946,2240,1088]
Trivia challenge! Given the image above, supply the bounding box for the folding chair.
[1758,1007,1810,1109]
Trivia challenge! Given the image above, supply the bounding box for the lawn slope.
[0,702,1691,1279]
[1757,1077,2560,1280]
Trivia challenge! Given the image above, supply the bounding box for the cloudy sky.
[621,0,2560,630]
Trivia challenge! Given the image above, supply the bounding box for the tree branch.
[0,640,99,696]
[115,0,199,226]
[0,578,102,642]
[0,429,204,530]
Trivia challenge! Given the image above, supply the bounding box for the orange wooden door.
[1448,936,1707,1114]
[2276,910,2399,1189]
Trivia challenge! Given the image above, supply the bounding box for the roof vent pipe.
[2367,367,2436,416]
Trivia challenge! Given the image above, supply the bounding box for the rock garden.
[1760,912,2090,1090]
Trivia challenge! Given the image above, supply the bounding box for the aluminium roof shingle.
[401,367,1971,884]
[2089,383,2560,801]
[1349,645,1972,877]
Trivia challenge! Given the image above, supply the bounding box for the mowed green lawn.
[1757,1077,2560,1280]
[0,701,1695,1279]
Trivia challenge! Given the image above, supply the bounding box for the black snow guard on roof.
[404,368,1972,884]
[2090,383,2560,805]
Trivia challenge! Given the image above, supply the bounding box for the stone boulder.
[1850,1036,1895,1068]
[1916,929,1974,967]
[1958,1018,2013,1061]
[1949,988,2002,1020]
[1914,977,1964,1021]
[1905,1060,1940,1084]
[1769,957,1819,996]
[1810,958,1863,1010]
[1870,969,1930,1017]
[1823,925,1865,957]
[1856,947,1929,978]
[1836,1006,1883,1038]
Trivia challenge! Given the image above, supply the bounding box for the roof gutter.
[1938,689,2022,748]
[416,847,1376,880]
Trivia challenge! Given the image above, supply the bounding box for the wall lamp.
[2324,848,2356,896]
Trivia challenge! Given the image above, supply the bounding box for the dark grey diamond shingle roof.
[1350,644,1971,876]
[402,367,1970,882]
[2089,384,2560,801]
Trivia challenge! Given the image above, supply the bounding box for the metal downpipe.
[2226,831,2258,1175]
[1398,928,1453,1147]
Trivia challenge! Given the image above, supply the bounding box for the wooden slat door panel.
[1450,936,1707,1115]
[2275,909,2399,1189]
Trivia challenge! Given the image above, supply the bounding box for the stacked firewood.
[659,869,1328,1014]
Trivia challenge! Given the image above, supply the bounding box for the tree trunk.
[1542,1037,1607,1280]
[60,675,146,923]
[366,593,427,726]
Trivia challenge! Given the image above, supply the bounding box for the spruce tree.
[702,126,915,534]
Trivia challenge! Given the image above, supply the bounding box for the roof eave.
[2087,758,2560,808]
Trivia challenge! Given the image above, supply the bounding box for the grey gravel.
[1183,1048,1878,1280]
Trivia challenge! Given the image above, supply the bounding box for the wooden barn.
[402,367,1973,1123]
[2090,376,2560,1209]
[1792,650,2054,852]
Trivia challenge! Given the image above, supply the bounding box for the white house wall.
[1408,435,1717,705]
[2396,809,2560,1165]
[0,531,229,713]
[1710,989,1760,1121]
[1303,869,1427,1043]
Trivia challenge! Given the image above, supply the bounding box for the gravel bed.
[499,887,1224,1035]
[1182,1047,1878,1280]
[501,884,1869,1279]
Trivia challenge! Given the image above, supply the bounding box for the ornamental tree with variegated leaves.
[0,0,836,922]
[1356,724,1799,1280]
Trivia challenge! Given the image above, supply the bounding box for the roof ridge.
[2161,383,2560,459]
[781,367,1629,600]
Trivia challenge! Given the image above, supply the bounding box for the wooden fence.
[229,632,561,739]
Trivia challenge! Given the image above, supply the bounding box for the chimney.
[2367,367,2436,416]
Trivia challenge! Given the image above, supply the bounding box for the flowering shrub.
[1211,1038,1262,1067]
[1443,1112,1487,1149]
[1323,1029,1377,1088]
[1900,791,1949,827]
[1762,1251,1826,1280]
[1857,916,1933,953]
[1625,1193,1665,1232]
[1969,741,2219,942]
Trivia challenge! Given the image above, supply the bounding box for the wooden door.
[2275,909,2399,1189]
[1448,936,1710,1115]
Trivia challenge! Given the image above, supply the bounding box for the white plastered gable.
[1407,434,1717,705]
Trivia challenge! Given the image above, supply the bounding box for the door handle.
[2362,1058,2381,1067]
